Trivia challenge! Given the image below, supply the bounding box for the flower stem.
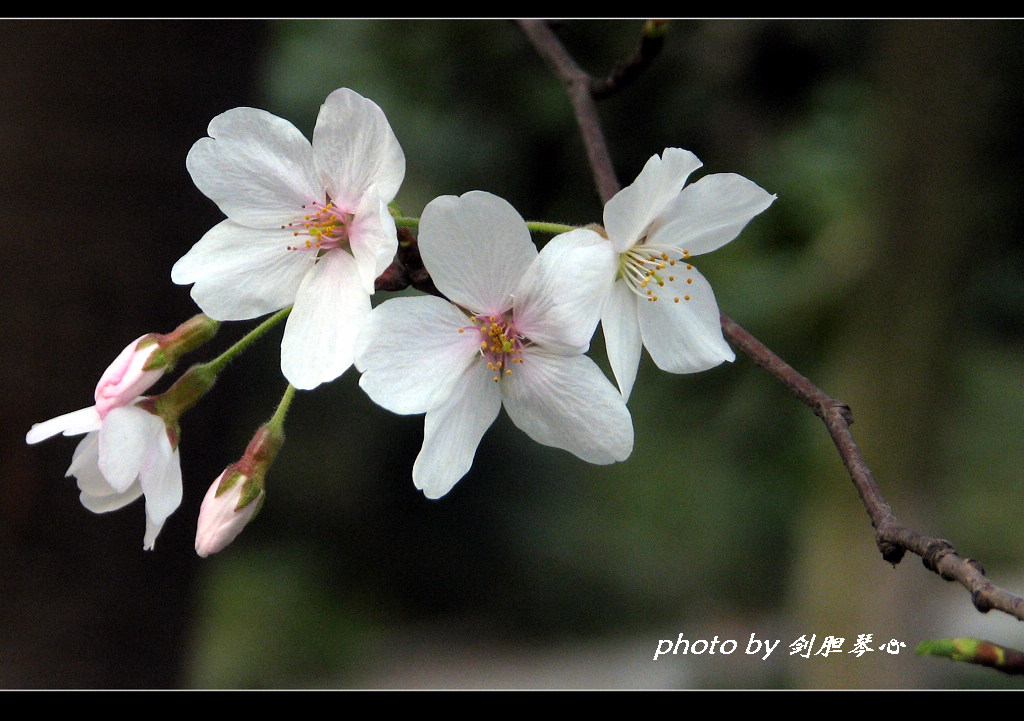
[396,214,575,236]
[200,307,292,378]
[267,383,297,434]
[525,220,578,235]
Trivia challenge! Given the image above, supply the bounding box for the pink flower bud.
[195,470,265,558]
[94,336,167,418]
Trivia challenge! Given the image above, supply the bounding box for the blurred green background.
[3,19,1024,689]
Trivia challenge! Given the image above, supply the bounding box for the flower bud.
[195,421,283,557]
[195,469,265,558]
[93,336,167,417]
[91,315,220,419]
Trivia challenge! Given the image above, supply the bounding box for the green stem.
[199,307,292,378]
[395,215,578,236]
[153,307,292,420]
[525,220,578,235]
[267,383,297,434]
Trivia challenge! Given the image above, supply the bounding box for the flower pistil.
[462,313,526,382]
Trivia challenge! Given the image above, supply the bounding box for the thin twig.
[591,19,669,99]
[516,19,621,204]
[518,18,1024,624]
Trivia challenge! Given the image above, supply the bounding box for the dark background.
[3,19,1024,689]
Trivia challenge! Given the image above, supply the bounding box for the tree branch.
[590,19,669,100]
[516,19,621,204]
[518,18,1024,624]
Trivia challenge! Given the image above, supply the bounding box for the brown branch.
[518,19,1024,624]
[591,20,669,99]
[516,19,621,204]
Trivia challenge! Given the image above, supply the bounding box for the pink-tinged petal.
[603,148,703,252]
[513,229,618,354]
[94,336,164,417]
[195,472,264,558]
[171,219,314,321]
[97,403,163,494]
[646,173,776,257]
[637,266,735,374]
[502,349,633,464]
[418,191,537,313]
[412,360,502,499]
[187,106,322,227]
[280,249,371,390]
[313,88,406,207]
[355,296,482,415]
[347,187,399,295]
[601,281,644,401]
[26,405,101,444]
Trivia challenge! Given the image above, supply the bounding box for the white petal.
[80,486,143,514]
[143,514,164,551]
[348,188,399,295]
[26,405,101,444]
[418,191,537,313]
[412,359,502,499]
[66,432,141,512]
[502,349,633,464]
[66,431,103,483]
[171,219,313,320]
[512,229,618,354]
[646,173,776,256]
[603,148,703,252]
[601,281,644,401]
[637,266,735,373]
[355,296,482,415]
[97,403,163,494]
[138,440,182,533]
[313,88,406,207]
[280,249,371,390]
[187,106,322,227]
[65,431,152,545]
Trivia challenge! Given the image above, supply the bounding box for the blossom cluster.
[27,88,774,555]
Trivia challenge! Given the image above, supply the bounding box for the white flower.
[75,402,182,550]
[26,335,183,550]
[354,190,633,499]
[171,88,406,390]
[32,399,181,550]
[597,148,776,400]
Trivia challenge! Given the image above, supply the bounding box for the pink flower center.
[283,201,354,252]
[462,314,526,382]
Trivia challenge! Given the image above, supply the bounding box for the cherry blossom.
[597,148,776,400]
[171,88,406,390]
[29,397,181,550]
[24,322,216,549]
[354,191,632,499]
